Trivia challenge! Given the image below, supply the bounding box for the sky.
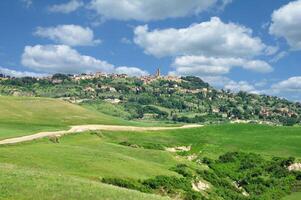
[0,0,300,101]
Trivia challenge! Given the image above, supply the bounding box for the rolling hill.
[0,96,132,139]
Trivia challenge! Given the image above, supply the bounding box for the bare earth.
[0,124,202,145]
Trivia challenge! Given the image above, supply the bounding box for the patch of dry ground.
[192,180,210,192]
[165,146,191,152]
[288,163,301,171]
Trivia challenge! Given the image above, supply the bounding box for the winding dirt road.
[0,124,202,145]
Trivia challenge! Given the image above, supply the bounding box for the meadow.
[1,96,301,199]
[282,193,301,200]
[1,123,301,199]
[0,96,175,140]
[102,124,301,159]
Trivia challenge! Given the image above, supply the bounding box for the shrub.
[171,164,194,178]
[142,176,191,192]
[142,143,165,150]
[102,178,150,193]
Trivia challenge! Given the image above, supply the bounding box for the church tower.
[155,68,161,78]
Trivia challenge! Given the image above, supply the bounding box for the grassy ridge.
[0,164,167,200]
[0,96,136,139]
[102,124,301,158]
[0,133,180,180]
[0,133,180,200]
[1,124,301,199]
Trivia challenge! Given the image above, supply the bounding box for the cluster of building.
[0,73,11,80]
[139,68,182,84]
[1,68,184,85]
[260,107,297,118]
[45,68,182,85]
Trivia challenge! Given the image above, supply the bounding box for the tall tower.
[155,68,161,78]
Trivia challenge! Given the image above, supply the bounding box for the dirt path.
[0,124,202,145]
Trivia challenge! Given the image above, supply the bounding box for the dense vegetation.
[102,152,301,200]
[0,74,300,126]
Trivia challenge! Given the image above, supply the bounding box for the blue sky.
[0,0,300,101]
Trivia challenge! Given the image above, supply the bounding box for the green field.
[0,164,167,200]
[1,124,301,199]
[282,192,301,200]
[1,96,301,199]
[0,96,181,140]
[101,124,301,159]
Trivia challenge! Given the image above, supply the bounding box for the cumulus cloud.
[88,0,231,21]
[0,66,46,77]
[261,76,301,101]
[48,0,83,13]
[197,76,258,93]
[21,45,114,74]
[269,51,288,63]
[21,44,148,77]
[224,80,258,93]
[170,56,272,76]
[270,77,301,93]
[115,66,149,77]
[34,25,101,47]
[269,0,301,50]
[134,17,269,58]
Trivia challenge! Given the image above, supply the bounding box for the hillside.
[0,96,133,139]
[1,74,301,200]
[1,124,301,200]
[1,74,300,126]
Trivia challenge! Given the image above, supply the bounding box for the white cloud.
[269,51,288,63]
[0,66,46,77]
[170,56,272,76]
[134,17,269,58]
[199,76,232,88]
[21,45,114,74]
[88,0,231,21]
[21,44,148,76]
[121,37,132,44]
[21,0,33,8]
[270,76,301,93]
[224,80,258,93]
[48,0,83,14]
[269,0,301,50]
[265,46,279,55]
[115,66,149,77]
[261,76,301,101]
[197,75,258,93]
[34,25,101,47]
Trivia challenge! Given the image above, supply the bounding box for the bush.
[171,164,194,178]
[102,178,150,193]
[119,141,140,148]
[141,143,165,150]
[142,176,191,192]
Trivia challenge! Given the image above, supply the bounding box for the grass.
[0,133,181,180]
[101,123,301,159]
[1,117,301,199]
[0,132,182,200]
[282,193,301,200]
[0,96,159,139]
[0,164,168,200]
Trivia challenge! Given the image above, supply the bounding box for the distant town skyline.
[0,0,300,101]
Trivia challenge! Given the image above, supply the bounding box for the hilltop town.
[0,69,300,126]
